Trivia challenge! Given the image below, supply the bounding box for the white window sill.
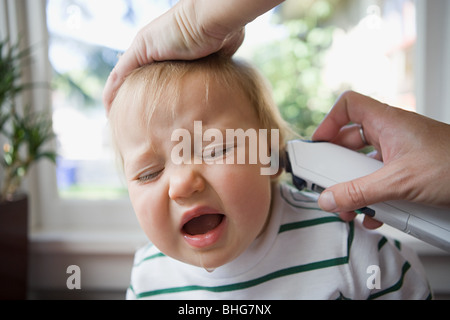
[28,228,148,294]
[30,228,148,255]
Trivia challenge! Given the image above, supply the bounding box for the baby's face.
[116,73,274,270]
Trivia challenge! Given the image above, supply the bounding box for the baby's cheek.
[222,171,272,225]
[130,188,172,247]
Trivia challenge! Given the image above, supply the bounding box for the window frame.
[415,0,450,124]
[7,0,139,235]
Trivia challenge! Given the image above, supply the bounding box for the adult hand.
[312,91,450,229]
[103,0,283,113]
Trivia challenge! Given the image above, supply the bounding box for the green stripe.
[367,262,411,300]
[394,239,401,250]
[336,292,352,300]
[347,221,354,257]
[135,252,165,267]
[128,284,135,295]
[377,236,388,251]
[279,216,344,234]
[136,256,349,299]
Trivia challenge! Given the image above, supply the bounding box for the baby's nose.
[168,166,205,202]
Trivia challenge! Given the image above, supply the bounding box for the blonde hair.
[109,53,292,161]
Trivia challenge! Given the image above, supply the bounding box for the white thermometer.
[285,140,450,252]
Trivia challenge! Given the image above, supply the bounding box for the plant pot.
[0,194,28,300]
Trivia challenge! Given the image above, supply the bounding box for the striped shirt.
[126,183,431,300]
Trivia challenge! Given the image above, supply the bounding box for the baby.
[109,54,431,300]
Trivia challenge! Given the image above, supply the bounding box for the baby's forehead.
[133,70,253,123]
[117,69,260,149]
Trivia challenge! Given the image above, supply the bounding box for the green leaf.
[1,37,56,199]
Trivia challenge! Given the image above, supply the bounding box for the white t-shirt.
[126,183,431,300]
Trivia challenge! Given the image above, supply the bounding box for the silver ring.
[359,126,368,145]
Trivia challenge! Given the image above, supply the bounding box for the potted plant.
[0,38,56,299]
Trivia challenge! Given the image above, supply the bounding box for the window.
[244,0,417,137]
[47,0,174,200]
[322,0,417,111]
[47,0,418,201]
[29,0,447,234]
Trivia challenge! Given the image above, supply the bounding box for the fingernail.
[319,191,337,212]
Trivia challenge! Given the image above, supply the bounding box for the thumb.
[220,28,245,56]
[317,166,396,213]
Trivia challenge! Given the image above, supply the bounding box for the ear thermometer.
[285,139,450,253]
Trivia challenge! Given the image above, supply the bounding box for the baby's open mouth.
[182,214,225,236]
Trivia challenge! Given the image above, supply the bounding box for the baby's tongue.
[183,214,223,235]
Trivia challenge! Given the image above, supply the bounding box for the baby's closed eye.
[137,168,164,184]
[202,143,235,162]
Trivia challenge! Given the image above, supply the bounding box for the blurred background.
[1,0,449,299]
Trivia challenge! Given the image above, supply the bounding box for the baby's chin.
[179,248,245,272]
[192,253,234,272]
[160,231,257,272]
